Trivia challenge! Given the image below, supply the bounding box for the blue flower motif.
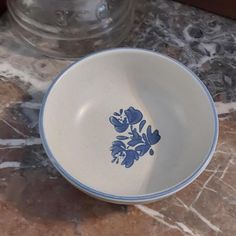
[110,140,125,157]
[124,107,143,125]
[109,116,129,133]
[127,128,143,147]
[121,150,139,168]
[109,107,161,168]
[135,144,150,156]
[146,125,161,145]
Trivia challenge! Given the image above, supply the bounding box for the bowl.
[39,48,218,204]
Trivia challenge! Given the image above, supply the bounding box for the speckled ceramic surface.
[0,0,236,234]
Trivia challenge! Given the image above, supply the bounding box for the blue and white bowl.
[39,48,218,204]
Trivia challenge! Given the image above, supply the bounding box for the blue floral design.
[109,106,161,168]
[124,107,143,125]
[109,116,129,133]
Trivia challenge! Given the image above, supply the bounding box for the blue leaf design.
[111,146,123,156]
[121,150,139,168]
[139,120,146,132]
[121,157,134,168]
[116,135,129,140]
[109,116,121,126]
[135,144,150,156]
[113,112,120,116]
[124,107,143,125]
[147,125,161,145]
[111,140,126,149]
[127,128,143,147]
[127,139,142,147]
[110,140,126,161]
[109,116,129,133]
[142,133,149,144]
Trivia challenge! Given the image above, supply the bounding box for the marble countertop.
[0,0,235,235]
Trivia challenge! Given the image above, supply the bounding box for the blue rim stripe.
[39,48,219,203]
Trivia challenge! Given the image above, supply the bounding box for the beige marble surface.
[0,1,236,235]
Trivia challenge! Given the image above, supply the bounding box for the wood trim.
[0,0,6,15]
[175,0,236,19]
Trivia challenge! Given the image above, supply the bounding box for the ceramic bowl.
[39,48,218,204]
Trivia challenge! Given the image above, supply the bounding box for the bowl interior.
[41,49,216,197]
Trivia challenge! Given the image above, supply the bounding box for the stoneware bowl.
[39,48,218,204]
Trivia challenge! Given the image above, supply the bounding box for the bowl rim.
[39,48,219,203]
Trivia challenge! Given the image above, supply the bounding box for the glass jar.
[8,0,135,59]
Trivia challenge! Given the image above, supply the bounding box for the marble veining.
[0,0,235,235]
